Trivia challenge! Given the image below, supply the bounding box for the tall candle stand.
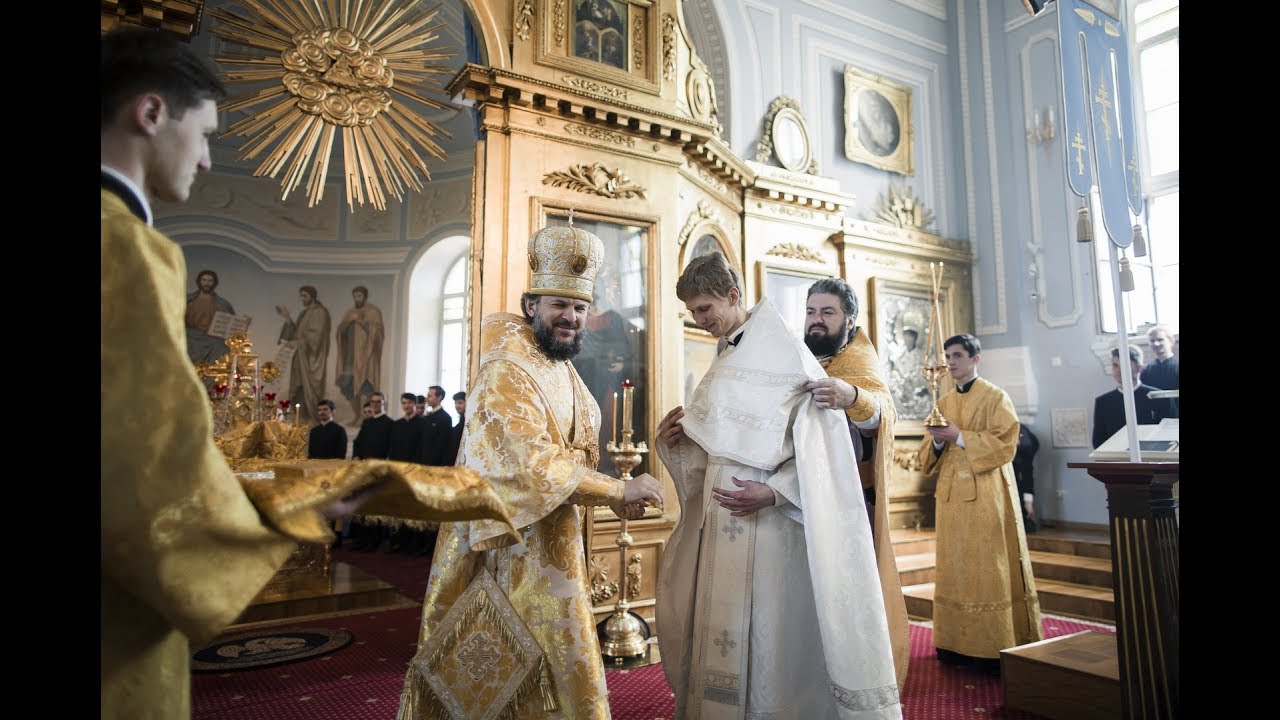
[922,262,949,428]
[600,403,651,661]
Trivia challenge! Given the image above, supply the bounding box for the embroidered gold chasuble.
[915,378,1043,659]
[103,191,518,720]
[102,190,308,720]
[820,331,910,691]
[656,299,902,720]
[397,313,627,720]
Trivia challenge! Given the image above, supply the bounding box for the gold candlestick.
[600,380,651,662]
[923,263,949,427]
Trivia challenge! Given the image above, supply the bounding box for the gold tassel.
[1076,205,1093,243]
[540,655,559,711]
[1118,256,1135,292]
[1131,224,1148,257]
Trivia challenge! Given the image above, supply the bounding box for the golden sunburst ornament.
[208,0,455,211]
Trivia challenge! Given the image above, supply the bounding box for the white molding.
[166,221,413,268]
[801,26,948,231]
[745,0,784,101]
[1021,30,1084,329]
[890,0,948,22]
[962,0,1008,337]
[800,0,948,55]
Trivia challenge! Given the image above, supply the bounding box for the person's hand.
[275,305,291,320]
[926,422,960,444]
[1023,497,1036,523]
[712,476,775,517]
[321,479,387,519]
[623,472,663,508]
[609,500,647,520]
[657,406,685,449]
[804,377,859,410]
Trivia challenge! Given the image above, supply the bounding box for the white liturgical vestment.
[656,298,902,720]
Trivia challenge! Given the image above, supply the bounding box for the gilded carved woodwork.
[765,242,825,264]
[678,200,725,247]
[101,0,205,40]
[662,13,677,81]
[553,0,566,46]
[627,553,642,600]
[893,446,924,471]
[633,15,645,71]
[516,0,535,41]
[590,554,619,603]
[542,162,648,200]
[873,182,936,231]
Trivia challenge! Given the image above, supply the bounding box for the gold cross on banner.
[1071,131,1089,176]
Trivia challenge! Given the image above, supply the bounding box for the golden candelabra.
[921,262,950,428]
[194,332,284,434]
[600,380,651,662]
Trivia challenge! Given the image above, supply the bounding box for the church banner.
[1057,0,1144,247]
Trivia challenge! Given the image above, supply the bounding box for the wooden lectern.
[1068,461,1179,719]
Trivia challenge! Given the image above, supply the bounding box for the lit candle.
[230,355,237,389]
[923,301,936,366]
[611,391,619,447]
[621,379,634,435]
[294,403,300,427]
[933,262,945,361]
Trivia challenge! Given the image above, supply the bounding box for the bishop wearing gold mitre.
[395,222,664,720]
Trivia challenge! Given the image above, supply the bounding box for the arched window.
[1096,0,1178,335]
[438,254,469,414]
[406,236,470,422]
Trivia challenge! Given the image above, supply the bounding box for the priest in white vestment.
[654,253,902,720]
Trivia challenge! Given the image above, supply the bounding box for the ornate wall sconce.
[1026,105,1056,146]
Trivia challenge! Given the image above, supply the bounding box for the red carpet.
[192,546,1114,719]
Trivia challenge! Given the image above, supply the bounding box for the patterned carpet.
[192,545,1115,720]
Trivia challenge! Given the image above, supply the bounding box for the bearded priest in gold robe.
[395,224,664,720]
[800,278,910,692]
[654,253,902,720]
[916,333,1042,672]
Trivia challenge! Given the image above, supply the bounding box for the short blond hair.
[676,252,741,303]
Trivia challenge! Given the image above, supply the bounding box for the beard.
[803,326,845,357]
[533,315,585,361]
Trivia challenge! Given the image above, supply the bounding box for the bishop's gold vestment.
[820,329,910,690]
[397,313,627,720]
[916,377,1043,659]
[102,190,301,720]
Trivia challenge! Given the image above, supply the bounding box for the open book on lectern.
[1089,417,1179,462]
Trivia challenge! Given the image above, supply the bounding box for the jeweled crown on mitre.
[527,221,605,302]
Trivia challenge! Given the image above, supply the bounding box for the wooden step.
[901,582,934,621]
[888,528,936,556]
[894,552,936,587]
[1001,630,1121,720]
[900,578,1114,625]
[1034,578,1115,623]
[1029,550,1112,589]
[1026,527,1111,560]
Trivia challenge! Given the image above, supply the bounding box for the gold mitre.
[527,222,605,302]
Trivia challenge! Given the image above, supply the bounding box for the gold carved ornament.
[208,0,455,212]
[543,162,648,200]
[765,242,825,264]
[872,182,935,231]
